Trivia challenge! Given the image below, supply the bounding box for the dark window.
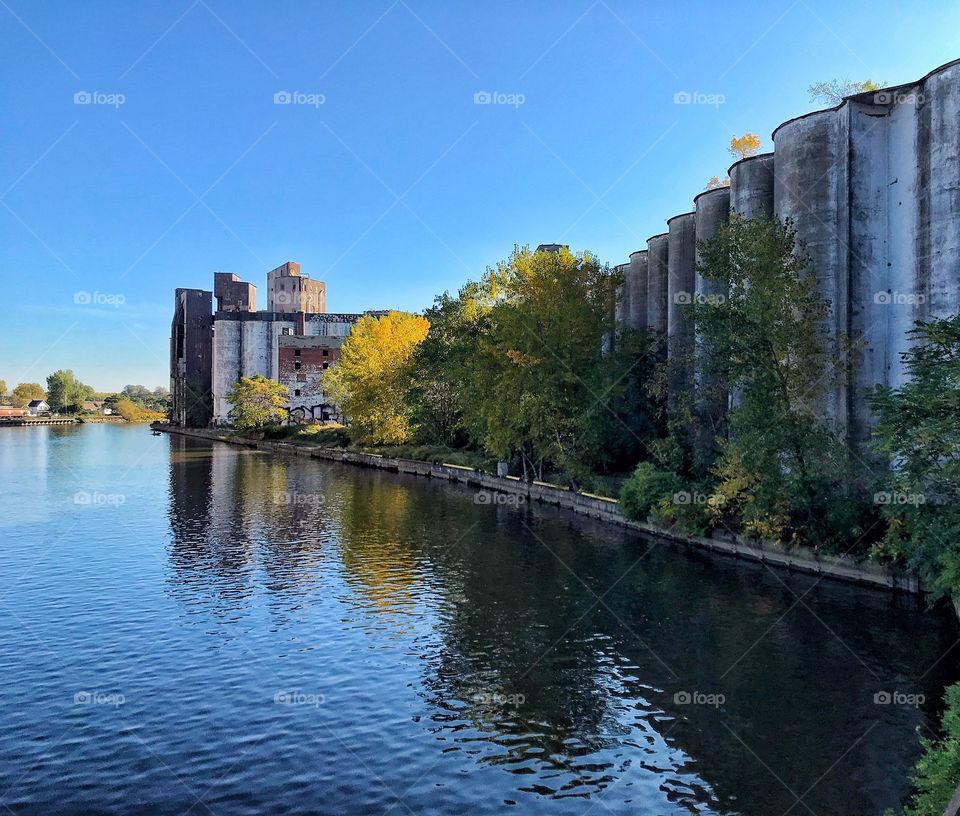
[294,389,301,397]
[294,349,301,357]
[322,362,329,370]
[294,362,301,371]
[322,349,329,357]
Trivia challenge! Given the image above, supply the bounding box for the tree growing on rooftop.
[728,133,762,160]
[808,78,882,104]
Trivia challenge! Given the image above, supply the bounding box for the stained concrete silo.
[918,61,960,324]
[729,153,775,219]
[667,212,696,358]
[773,109,850,434]
[614,263,631,329]
[693,188,731,467]
[646,233,670,337]
[628,250,648,330]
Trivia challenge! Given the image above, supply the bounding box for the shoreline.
[153,423,922,597]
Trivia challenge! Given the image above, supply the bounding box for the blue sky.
[1,0,958,392]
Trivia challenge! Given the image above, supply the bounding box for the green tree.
[0,379,6,399]
[690,215,859,545]
[323,311,430,445]
[226,375,288,429]
[45,370,92,414]
[869,316,960,598]
[10,383,45,408]
[808,79,882,104]
[898,682,960,816]
[464,246,623,483]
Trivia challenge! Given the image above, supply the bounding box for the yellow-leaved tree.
[323,311,430,445]
[728,133,761,160]
[808,79,882,104]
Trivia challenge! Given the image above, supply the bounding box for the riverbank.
[153,423,921,595]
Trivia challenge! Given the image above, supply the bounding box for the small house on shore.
[26,399,50,416]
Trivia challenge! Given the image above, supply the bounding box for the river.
[0,424,955,815]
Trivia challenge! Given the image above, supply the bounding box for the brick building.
[170,262,372,427]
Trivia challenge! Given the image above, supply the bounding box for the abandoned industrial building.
[170,261,372,427]
[172,59,960,440]
[612,58,960,449]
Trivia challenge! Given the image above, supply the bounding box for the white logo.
[74,91,125,108]
[274,90,325,108]
[74,291,125,308]
[674,90,725,108]
[473,90,525,108]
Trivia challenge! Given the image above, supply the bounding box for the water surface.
[0,425,955,815]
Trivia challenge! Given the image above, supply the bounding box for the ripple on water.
[0,427,954,815]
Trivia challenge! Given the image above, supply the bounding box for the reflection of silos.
[693,188,731,466]
[773,110,849,434]
[919,62,960,323]
[627,250,648,330]
[729,153,775,219]
[646,233,669,336]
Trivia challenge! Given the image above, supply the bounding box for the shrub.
[897,682,960,816]
[619,462,684,522]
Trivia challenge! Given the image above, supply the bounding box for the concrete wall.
[612,58,960,448]
[170,288,213,427]
[693,188,731,464]
[627,250,648,330]
[211,311,361,424]
[646,233,669,336]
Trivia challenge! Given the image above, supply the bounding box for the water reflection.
[164,435,958,815]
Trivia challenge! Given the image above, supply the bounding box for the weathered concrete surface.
[729,153,775,218]
[919,62,960,324]
[773,109,850,435]
[627,250,648,330]
[667,213,696,411]
[693,188,731,466]
[646,233,670,336]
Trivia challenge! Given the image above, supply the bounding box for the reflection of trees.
[418,504,955,815]
[162,439,957,815]
[331,473,430,627]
